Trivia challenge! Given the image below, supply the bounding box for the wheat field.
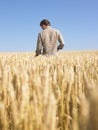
[0,50,98,130]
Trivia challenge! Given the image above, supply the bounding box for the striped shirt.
[35,27,64,56]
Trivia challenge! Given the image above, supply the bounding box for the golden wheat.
[0,51,98,130]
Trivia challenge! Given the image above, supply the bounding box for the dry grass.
[0,50,98,130]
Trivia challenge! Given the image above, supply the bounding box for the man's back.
[40,27,63,55]
[35,19,64,56]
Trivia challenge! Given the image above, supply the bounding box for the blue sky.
[0,0,98,52]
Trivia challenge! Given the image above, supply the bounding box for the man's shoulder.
[39,27,60,35]
[50,27,60,32]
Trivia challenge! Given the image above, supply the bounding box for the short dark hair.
[40,19,51,26]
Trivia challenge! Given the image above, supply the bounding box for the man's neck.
[44,26,51,30]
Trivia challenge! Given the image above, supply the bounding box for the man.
[35,19,64,56]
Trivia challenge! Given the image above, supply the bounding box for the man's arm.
[57,31,64,51]
[35,33,42,56]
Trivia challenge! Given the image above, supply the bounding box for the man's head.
[40,19,51,30]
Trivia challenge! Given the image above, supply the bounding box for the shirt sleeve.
[35,33,42,56]
[57,31,64,51]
